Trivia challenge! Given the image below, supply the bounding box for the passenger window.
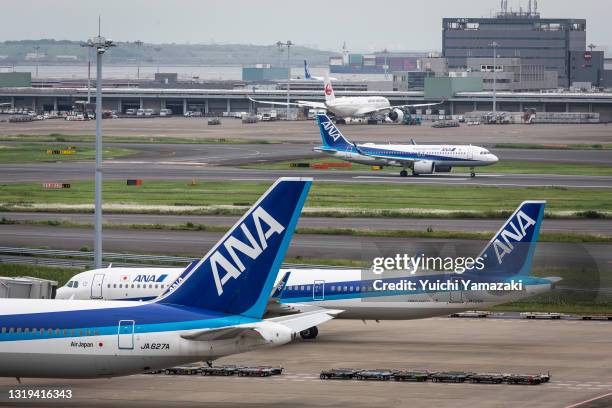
[107,284,111,288]
[47,329,52,335]
[330,286,335,291]
[113,284,117,288]
[16,328,22,333]
[55,329,60,336]
[94,329,99,336]
[24,328,29,333]
[343,286,348,291]
[149,284,153,288]
[1,327,5,333]
[86,329,90,336]
[70,329,75,336]
[32,328,37,334]
[9,328,14,333]
[131,284,135,288]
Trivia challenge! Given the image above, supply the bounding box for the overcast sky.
[1,0,609,52]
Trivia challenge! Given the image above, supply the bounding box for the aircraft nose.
[491,154,499,163]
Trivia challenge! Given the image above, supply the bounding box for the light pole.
[490,42,499,118]
[34,45,40,78]
[81,33,115,269]
[277,40,293,120]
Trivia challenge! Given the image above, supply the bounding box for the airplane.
[0,177,343,379]
[303,60,337,81]
[248,76,442,123]
[314,113,498,177]
[56,201,557,340]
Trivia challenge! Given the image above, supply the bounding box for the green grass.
[0,134,281,145]
[3,218,609,243]
[243,158,612,176]
[0,143,136,163]
[1,180,610,216]
[490,266,612,314]
[0,264,84,287]
[494,143,612,150]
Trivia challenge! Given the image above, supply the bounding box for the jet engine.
[253,322,295,346]
[434,165,452,173]
[388,108,404,123]
[413,160,435,175]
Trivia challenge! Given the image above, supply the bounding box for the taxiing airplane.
[303,60,337,81]
[314,114,498,177]
[249,76,442,122]
[57,201,556,340]
[0,177,343,379]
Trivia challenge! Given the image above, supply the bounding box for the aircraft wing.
[180,309,342,341]
[248,96,326,110]
[362,100,445,116]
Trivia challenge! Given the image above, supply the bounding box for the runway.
[3,117,612,144]
[1,318,611,408]
[0,224,608,271]
[5,140,611,165]
[2,212,611,236]
[2,161,611,188]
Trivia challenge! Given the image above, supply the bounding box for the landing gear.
[300,326,319,340]
[470,167,476,178]
[400,170,408,177]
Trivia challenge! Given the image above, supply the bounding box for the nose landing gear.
[470,167,476,178]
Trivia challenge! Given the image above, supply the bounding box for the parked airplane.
[249,76,442,122]
[314,114,498,177]
[275,200,558,339]
[303,60,337,81]
[0,177,343,379]
[56,201,556,340]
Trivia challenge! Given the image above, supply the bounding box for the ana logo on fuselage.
[133,274,168,283]
[209,206,285,296]
[493,210,536,265]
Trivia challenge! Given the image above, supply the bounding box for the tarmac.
[0,318,611,408]
[2,117,612,144]
[2,162,611,188]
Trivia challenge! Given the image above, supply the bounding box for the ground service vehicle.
[200,365,239,376]
[431,372,473,383]
[393,370,430,382]
[320,368,360,380]
[355,369,394,381]
[470,373,505,384]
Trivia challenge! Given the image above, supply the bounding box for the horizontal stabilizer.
[265,308,343,333]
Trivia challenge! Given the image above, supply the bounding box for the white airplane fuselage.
[325,96,390,118]
[317,143,499,169]
[0,298,285,378]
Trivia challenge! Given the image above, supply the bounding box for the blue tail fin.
[470,201,545,278]
[316,114,352,150]
[156,178,312,319]
[304,60,312,79]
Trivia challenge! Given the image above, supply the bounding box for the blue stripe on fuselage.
[279,274,551,303]
[0,303,255,342]
[320,145,477,163]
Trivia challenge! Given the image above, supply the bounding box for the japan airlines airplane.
[0,177,342,379]
[57,202,558,340]
[315,114,498,177]
[303,60,337,81]
[249,76,442,122]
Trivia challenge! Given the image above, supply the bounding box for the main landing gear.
[300,326,319,340]
[400,170,409,177]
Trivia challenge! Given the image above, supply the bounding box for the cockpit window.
[73,281,79,288]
